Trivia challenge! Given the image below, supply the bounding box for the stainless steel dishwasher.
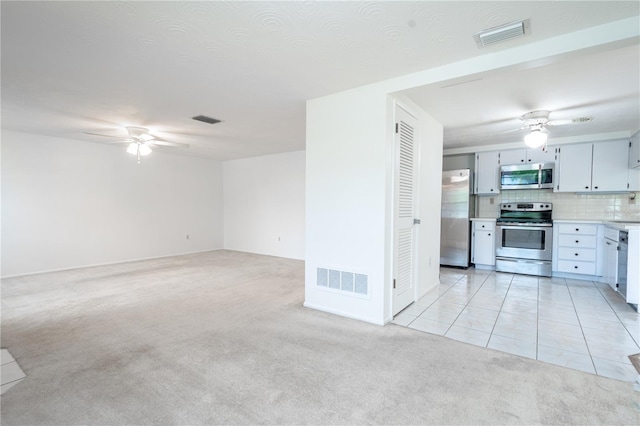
[617,231,635,311]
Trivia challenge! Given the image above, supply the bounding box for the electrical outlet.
[186,235,190,240]
[489,197,495,205]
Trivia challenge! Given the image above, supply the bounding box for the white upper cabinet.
[591,140,630,192]
[498,148,527,165]
[629,134,640,191]
[526,146,556,164]
[475,151,500,195]
[556,143,593,192]
[499,147,555,166]
[556,140,630,192]
[630,131,640,169]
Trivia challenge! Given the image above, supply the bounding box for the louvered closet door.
[392,106,418,316]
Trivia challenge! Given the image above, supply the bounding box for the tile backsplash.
[477,190,640,221]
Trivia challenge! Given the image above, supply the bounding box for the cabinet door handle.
[606,242,611,245]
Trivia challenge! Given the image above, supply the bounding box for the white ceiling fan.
[85,126,189,163]
[515,110,592,149]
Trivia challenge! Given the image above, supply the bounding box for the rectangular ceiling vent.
[192,115,221,125]
[474,19,530,48]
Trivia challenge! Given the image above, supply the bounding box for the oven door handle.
[497,224,553,231]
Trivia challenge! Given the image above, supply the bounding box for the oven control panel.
[500,203,552,212]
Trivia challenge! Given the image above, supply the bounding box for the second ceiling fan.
[516,110,592,149]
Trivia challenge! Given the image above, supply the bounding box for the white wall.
[305,87,392,325]
[223,151,305,260]
[1,130,223,277]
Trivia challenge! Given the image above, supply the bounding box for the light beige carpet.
[1,250,638,424]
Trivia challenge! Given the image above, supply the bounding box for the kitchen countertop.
[553,219,640,230]
[603,221,640,231]
[553,219,604,224]
[469,218,640,229]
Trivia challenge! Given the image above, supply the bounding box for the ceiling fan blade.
[499,126,528,134]
[548,117,592,126]
[83,131,125,138]
[149,137,190,148]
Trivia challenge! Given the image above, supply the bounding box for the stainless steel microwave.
[500,163,554,190]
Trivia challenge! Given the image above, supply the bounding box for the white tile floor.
[393,267,640,383]
[1,349,26,394]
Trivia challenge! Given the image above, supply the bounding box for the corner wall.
[304,86,444,325]
[223,151,305,260]
[1,130,224,277]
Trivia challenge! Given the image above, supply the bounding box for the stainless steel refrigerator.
[440,169,474,267]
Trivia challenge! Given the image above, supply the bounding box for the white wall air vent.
[317,267,368,296]
[474,19,530,48]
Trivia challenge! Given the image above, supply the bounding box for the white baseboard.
[1,248,223,279]
[303,302,386,326]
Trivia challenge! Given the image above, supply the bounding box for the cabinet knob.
[488,234,491,237]
[574,266,578,269]
[575,253,579,256]
[490,189,494,192]
[575,228,579,231]
[575,240,579,243]
[481,225,485,228]
[585,186,589,189]
[594,186,598,189]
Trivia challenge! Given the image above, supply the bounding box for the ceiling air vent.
[192,115,221,125]
[473,19,530,48]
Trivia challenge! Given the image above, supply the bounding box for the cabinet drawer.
[557,247,597,262]
[558,234,597,248]
[557,224,598,236]
[473,221,495,232]
[557,260,597,275]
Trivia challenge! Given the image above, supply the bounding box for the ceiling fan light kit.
[524,127,548,149]
[127,141,152,164]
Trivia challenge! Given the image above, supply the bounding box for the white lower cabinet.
[553,222,602,276]
[472,220,495,267]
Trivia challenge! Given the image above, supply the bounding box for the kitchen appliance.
[617,231,636,311]
[500,163,554,190]
[603,226,620,291]
[440,169,474,267]
[495,202,553,277]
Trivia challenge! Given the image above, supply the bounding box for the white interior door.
[392,106,418,316]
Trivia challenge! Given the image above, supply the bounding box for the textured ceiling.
[1,1,639,160]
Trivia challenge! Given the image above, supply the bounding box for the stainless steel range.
[495,202,553,277]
